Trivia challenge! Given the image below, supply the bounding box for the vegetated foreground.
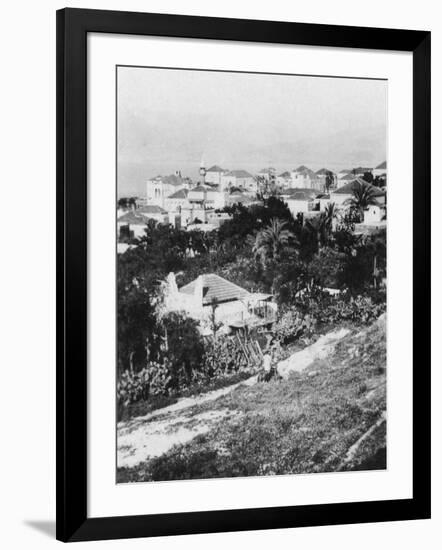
[117,314,386,483]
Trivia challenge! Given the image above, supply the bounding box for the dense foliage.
[117,194,387,414]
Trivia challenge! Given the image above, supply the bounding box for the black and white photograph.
[116,66,388,483]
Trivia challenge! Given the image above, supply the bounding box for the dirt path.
[117,327,351,470]
[278,328,350,378]
[118,408,241,468]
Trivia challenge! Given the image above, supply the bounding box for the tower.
[199,161,206,185]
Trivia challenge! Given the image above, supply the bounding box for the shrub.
[201,336,250,378]
[117,368,151,408]
[293,286,385,327]
[273,309,316,345]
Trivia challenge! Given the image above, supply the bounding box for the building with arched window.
[146,173,185,208]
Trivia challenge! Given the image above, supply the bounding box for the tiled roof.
[340,173,356,181]
[180,274,250,305]
[352,167,373,173]
[167,189,188,199]
[375,161,387,170]
[150,174,184,186]
[138,205,167,214]
[224,170,254,178]
[332,178,385,196]
[207,165,225,172]
[189,184,209,193]
[286,191,316,201]
[315,168,334,176]
[118,211,150,225]
[294,165,316,177]
[281,188,318,199]
[278,171,291,178]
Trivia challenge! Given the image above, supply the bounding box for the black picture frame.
[56,7,431,543]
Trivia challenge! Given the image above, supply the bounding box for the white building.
[117,211,161,240]
[276,171,292,189]
[188,184,226,210]
[257,167,276,182]
[220,170,256,193]
[315,168,336,190]
[350,166,373,177]
[205,165,228,185]
[363,204,386,224]
[146,173,185,208]
[137,205,168,223]
[281,188,319,217]
[372,161,387,178]
[336,171,354,188]
[162,273,277,336]
[290,165,320,190]
[164,188,190,213]
[330,178,386,208]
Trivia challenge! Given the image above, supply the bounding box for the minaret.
[199,160,206,186]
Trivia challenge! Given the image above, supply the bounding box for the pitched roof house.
[331,178,386,207]
[221,170,257,193]
[146,173,185,208]
[163,273,277,335]
[205,165,228,185]
[180,274,250,306]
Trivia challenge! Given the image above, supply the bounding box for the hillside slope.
[117,315,386,483]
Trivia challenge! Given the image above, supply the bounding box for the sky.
[117,66,387,197]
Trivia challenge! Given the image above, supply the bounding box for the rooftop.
[315,168,334,176]
[189,184,222,194]
[207,165,226,173]
[332,178,385,196]
[352,167,373,173]
[167,188,189,199]
[286,191,317,201]
[340,173,357,181]
[293,165,316,177]
[150,174,184,186]
[281,188,318,200]
[180,273,251,305]
[118,211,151,225]
[224,169,254,179]
[138,205,167,214]
[375,161,387,170]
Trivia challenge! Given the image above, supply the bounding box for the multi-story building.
[276,171,292,189]
[290,165,319,190]
[164,188,190,213]
[315,168,337,191]
[220,170,257,194]
[146,172,185,208]
[205,165,228,185]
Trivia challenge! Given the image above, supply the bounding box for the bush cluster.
[273,309,316,346]
[294,287,386,327]
[201,337,250,378]
[117,335,255,408]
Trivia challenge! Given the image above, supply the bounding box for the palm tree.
[346,181,379,221]
[253,218,295,266]
[322,202,337,240]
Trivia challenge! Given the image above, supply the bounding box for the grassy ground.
[117,316,386,482]
[118,370,255,422]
